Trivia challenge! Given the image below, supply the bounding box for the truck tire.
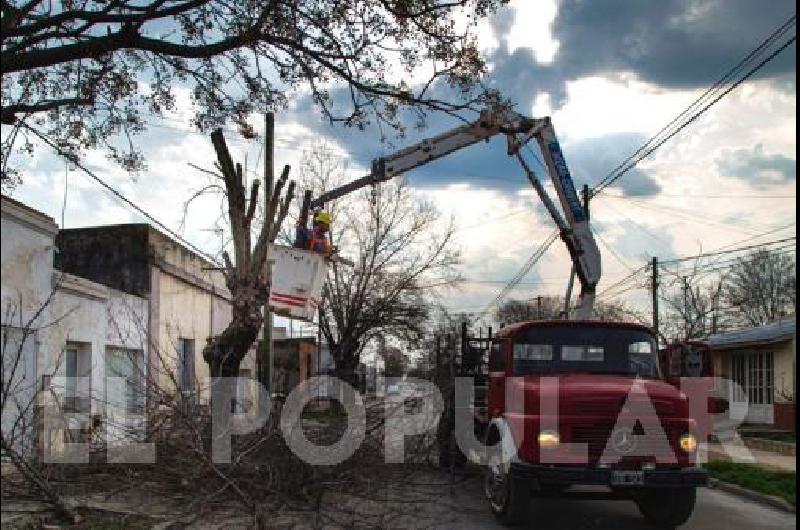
[484,462,528,525]
[636,487,697,528]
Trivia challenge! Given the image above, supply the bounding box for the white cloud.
[504,0,560,63]
[4,4,796,326]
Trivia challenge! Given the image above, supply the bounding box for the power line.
[659,236,797,265]
[474,230,559,321]
[22,123,220,264]
[592,15,796,196]
[610,195,777,236]
[595,264,649,299]
[602,191,796,200]
[698,222,796,253]
[593,227,635,273]
[661,244,796,277]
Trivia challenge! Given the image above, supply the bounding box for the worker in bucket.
[307,210,334,254]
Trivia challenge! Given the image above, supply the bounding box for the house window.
[731,351,774,405]
[63,342,91,413]
[176,338,195,392]
[106,347,144,414]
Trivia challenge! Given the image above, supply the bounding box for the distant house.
[269,330,316,395]
[708,316,796,430]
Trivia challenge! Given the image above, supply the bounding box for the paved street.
[386,475,796,530]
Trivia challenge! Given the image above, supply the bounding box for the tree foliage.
[658,248,796,342]
[1,0,506,189]
[659,271,724,342]
[723,249,796,326]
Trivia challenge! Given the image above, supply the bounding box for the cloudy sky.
[6,0,797,329]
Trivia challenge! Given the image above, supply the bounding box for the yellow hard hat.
[314,210,331,226]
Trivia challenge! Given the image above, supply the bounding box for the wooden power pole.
[262,112,275,392]
[651,256,659,348]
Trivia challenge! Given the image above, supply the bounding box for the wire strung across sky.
[22,123,221,265]
[658,236,797,265]
[591,14,797,197]
[473,230,560,322]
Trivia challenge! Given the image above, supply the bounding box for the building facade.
[709,316,796,430]
[2,196,149,454]
[55,223,260,404]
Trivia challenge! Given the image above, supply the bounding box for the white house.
[2,195,149,455]
[709,316,796,429]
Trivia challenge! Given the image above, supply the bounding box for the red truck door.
[487,340,508,418]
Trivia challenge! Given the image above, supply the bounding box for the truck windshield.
[512,326,660,378]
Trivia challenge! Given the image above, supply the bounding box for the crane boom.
[307,108,601,319]
[309,110,534,208]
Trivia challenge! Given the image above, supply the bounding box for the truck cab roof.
[495,320,654,340]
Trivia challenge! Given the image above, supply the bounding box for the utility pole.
[651,256,659,349]
[262,112,275,393]
[681,275,690,339]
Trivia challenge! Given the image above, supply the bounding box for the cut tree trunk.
[203,280,267,377]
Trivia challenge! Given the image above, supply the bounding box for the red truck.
[306,108,708,526]
[479,320,707,527]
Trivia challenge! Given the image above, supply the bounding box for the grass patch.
[706,461,796,506]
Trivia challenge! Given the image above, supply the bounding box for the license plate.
[611,470,645,486]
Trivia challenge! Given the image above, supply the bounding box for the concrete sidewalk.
[704,441,796,473]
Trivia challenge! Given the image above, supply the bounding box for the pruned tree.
[299,145,460,385]
[200,128,294,378]
[723,249,796,326]
[659,273,724,342]
[1,0,507,190]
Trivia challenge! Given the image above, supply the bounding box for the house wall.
[773,336,796,402]
[713,337,795,426]
[2,197,59,454]
[41,273,149,416]
[1,197,58,326]
[147,230,254,402]
[55,225,151,297]
[2,197,150,454]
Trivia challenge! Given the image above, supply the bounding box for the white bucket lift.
[267,244,327,322]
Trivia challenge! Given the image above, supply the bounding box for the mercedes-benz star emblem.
[611,427,638,454]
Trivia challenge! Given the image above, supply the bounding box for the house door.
[729,351,774,424]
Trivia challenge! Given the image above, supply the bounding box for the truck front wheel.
[485,462,527,525]
[636,487,697,528]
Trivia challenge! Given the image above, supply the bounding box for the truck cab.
[482,320,707,527]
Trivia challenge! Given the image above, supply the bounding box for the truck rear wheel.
[484,462,527,525]
[636,487,697,528]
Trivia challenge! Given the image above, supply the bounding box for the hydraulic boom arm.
[308,109,601,319]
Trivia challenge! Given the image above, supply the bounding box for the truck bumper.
[509,462,708,488]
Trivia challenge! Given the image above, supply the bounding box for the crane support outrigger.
[304,107,601,319]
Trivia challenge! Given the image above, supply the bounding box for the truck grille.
[570,423,679,463]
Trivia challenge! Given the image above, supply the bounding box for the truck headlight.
[538,431,560,449]
[679,433,698,453]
